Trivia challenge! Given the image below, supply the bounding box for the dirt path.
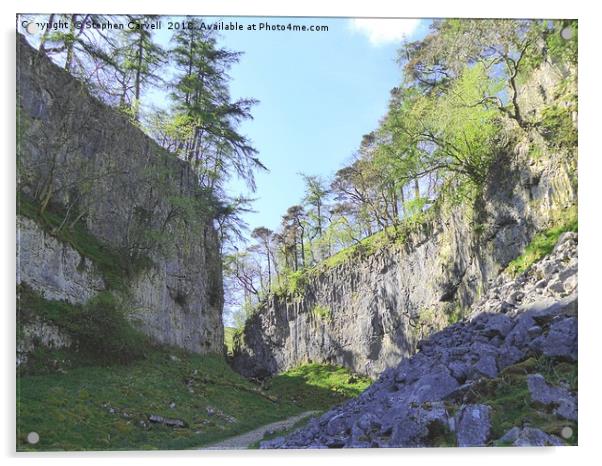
[201,411,319,450]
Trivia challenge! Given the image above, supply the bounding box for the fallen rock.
[541,317,577,361]
[498,426,564,446]
[455,404,491,447]
[263,234,578,449]
[527,373,577,421]
[148,414,186,428]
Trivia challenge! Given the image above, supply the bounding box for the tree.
[401,19,546,129]
[300,174,331,262]
[116,15,166,119]
[169,20,265,194]
[42,14,122,83]
[251,227,275,289]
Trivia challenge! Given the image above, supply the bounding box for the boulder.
[498,427,565,446]
[455,404,491,447]
[527,373,577,421]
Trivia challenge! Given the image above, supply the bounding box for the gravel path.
[201,411,319,450]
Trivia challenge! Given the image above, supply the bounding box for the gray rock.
[449,361,471,383]
[410,368,460,402]
[512,427,564,446]
[233,186,577,380]
[17,37,224,356]
[483,314,514,338]
[535,279,548,289]
[497,426,564,446]
[148,415,186,428]
[505,314,536,348]
[527,374,577,421]
[17,216,106,305]
[497,426,521,444]
[542,318,578,361]
[455,404,491,447]
[249,227,579,449]
[326,413,350,436]
[474,354,499,378]
[497,344,526,370]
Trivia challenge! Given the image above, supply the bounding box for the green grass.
[17,194,136,289]
[463,356,578,446]
[505,206,578,277]
[16,353,370,451]
[224,327,236,355]
[267,363,371,409]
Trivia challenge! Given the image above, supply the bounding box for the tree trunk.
[39,14,55,53]
[64,15,77,72]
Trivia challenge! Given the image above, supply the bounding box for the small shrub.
[272,269,308,298]
[18,285,148,366]
[312,305,332,322]
[539,105,577,150]
[73,292,149,364]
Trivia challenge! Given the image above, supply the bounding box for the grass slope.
[17,350,370,451]
[224,327,236,355]
[505,207,578,277]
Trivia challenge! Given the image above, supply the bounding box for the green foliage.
[428,62,502,181]
[545,20,578,66]
[272,269,308,298]
[447,305,466,325]
[320,229,388,269]
[311,305,332,322]
[403,196,428,217]
[18,285,149,367]
[528,143,544,161]
[17,350,369,451]
[540,104,577,150]
[229,19,577,315]
[505,207,578,276]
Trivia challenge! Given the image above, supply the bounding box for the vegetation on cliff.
[227,19,578,323]
[505,206,578,277]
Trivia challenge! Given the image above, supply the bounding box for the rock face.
[16,35,224,354]
[233,148,577,378]
[17,215,106,304]
[260,235,578,448]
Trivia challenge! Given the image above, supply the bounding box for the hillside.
[17,348,369,451]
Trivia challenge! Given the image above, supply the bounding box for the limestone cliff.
[232,70,577,378]
[16,34,224,357]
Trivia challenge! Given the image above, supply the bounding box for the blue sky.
[180,17,431,234]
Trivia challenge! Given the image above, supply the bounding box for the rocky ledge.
[261,233,578,448]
